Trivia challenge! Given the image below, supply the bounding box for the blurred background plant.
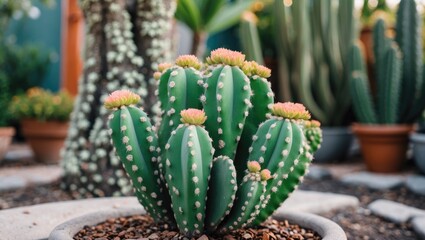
[9,87,73,122]
[0,0,53,128]
[175,0,255,57]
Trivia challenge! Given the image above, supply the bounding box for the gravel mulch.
[300,178,425,240]
[74,215,320,240]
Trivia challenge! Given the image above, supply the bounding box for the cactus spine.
[105,48,321,237]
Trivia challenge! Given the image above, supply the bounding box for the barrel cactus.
[105,49,322,236]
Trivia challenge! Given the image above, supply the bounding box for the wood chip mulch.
[73,215,321,240]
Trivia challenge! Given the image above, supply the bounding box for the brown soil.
[74,215,321,240]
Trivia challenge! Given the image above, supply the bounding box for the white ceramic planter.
[49,208,347,240]
[314,127,353,163]
[411,133,425,174]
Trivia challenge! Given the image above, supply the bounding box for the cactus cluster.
[349,0,425,124]
[240,0,356,126]
[105,48,322,236]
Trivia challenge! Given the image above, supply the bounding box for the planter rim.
[321,126,352,135]
[352,123,413,135]
[49,208,346,240]
[411,132,425,142]
[0,126,15,136]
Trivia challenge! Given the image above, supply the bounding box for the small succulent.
[105,48,322,236]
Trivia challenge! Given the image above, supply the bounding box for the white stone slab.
[341,171,405,190]
[368,199,425,224]
[0,166,62,192]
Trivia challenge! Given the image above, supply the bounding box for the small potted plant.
[0,73,15,161]
[9,87,74,163]
[49,49,347,239]
[411,112,425,174]
[349,0,425,173]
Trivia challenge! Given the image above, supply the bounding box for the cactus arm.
[395,0,423,119]
[350,71,378,124]
[109,106,173,222]
[164,124,213,236]
[239,13,264,64]
[205,156,237,232]
[253,119,304,224]
[235,74,274,179]
[218,171,266,231]
[273,0,293,102]
[373,19,391,123]
[380,44,402,124]
[203,65,251,159]
[158,66,204,147]
[304,121,323,153]
[158,68,174,110]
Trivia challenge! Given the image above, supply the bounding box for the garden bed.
[1,175,424,239]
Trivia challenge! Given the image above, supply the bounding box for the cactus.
[203,48,251,159]
[240,0,356,126]
[349,0,425,125]
[105,48,321,236]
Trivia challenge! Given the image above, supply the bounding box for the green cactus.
[163,109,213,236]
[251,102,311,224]
[203,48,251,159]
[156,55,204,147]
[105,48,320,237]
[106,91,173,223]
[205,156,237,232]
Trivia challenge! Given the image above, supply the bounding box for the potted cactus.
[349,0,425,173]
[48,49,348,239]
[9,87,74,163]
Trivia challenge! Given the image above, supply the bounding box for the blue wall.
[7,1,62,92]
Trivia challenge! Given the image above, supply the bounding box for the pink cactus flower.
[247,161,261,173]
[158,62,173,72]
[206,48,245,67]
[175,55,202,70]
[271,102,311,120]
[104,90,140,109]
[242,61,271,78]
[260,169,272,181]
[180,108,207,125]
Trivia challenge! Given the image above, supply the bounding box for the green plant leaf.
[202,0,226,26]
[205,0,254,34]
[175,0,202,31]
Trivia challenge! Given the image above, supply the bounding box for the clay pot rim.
[352,123,413,135]
[49,208,346,240]
[0,126,15,136]
[21,119,69,125]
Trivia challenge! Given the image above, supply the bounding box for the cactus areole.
[105,49,322,236]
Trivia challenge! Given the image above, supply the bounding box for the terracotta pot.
[352,124,413,173]
[21,119,69,163]
[0,127,15,161]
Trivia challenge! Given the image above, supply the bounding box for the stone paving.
[0,166,62,192]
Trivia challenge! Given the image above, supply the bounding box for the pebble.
[368,199,425,224]
[306,166,332,180]
[412,216,425,239]
[340,171,404,190]
[406,175,425,196]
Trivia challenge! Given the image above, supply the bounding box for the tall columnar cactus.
[349,0,425,125]
[105,49,322,236]
[61,0,176,198]
[240,0,356,126]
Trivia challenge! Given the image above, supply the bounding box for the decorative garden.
[1,0,425,239]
